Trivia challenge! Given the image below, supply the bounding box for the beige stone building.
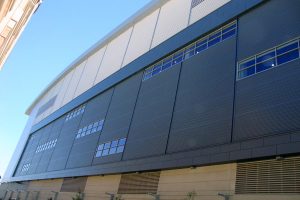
[0,0,41,70]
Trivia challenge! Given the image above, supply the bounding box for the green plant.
[114,194,123,200]
[72,192,83,200]
[184,191,197,200]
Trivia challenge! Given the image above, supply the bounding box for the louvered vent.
[191,0,205,8]
[236,156,300,194]
[118,171,161,194]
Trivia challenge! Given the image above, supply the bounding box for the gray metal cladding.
[123,64,181,160]
[238,0,300,60]
[93,73,142,165]
[47,116,82,171]
[233,60,300,141]
[35,117,65,173]
[65,89,113,169]
[167,38,236,153]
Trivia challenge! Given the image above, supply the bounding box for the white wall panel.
[52,70,74,112]
[189,0,231,25]
[122,9,160,67]
[94,27,133,84]
[151,0,192,48]
[62,60,87,105]
[75,47,106,96]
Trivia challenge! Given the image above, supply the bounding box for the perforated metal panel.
[236,156,300,194]
[118,171,161,194]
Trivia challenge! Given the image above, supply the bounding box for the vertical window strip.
[143,21,237,81]
[237,38,300,80]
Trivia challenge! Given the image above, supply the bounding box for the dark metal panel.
[30,0,265,135]
[65,89,114,169]
[35,117,65,174]
[233,60,300,141]
[238,0,300,60]
[47,116,82,171]
[167,38,236,153]
[93,73,142,165]
[123,64,181,160]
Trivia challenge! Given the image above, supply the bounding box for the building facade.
[1,0,300,199]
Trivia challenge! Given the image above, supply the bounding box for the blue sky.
[0,0,151,180]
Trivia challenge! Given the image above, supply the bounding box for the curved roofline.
[26,0,169,115]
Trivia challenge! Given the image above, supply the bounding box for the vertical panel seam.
[149,7,161,49]
[163,63,184,155]
[72,60,88,100]
[187,0,194,26]
[230,17,239,143]
[120,73,144,161]
[90,88,116,166]
[92,45,108,86]
[60,70,76,108]
[121,26,135,68]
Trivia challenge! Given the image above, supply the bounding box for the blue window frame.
[237,38,300,80]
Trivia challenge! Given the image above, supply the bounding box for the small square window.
[104,142,111,149]
[82,126,87,132]
[88,124,93,130]
[118,138,127,146]
[78,129,82,134]
[116,146,125,153]
[97,125,103,132]
[102,149,109,156]
[91,128,97,133]
[111,140,118,148]
[109,147,117,155]
[96,151,102,157]
[93,122,99,128]
[81,132,86,137]
[98,144,104,150]
[86,129,91,135]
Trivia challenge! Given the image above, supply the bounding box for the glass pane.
[109,147,117,155]
[143,72,152,81]
[81,132,86,137]
[104,142,111,149]
[98,144,104,150]
[162,62,172,71]
[239,58,255,70]
[88,124,93,130]
[196,38,207,47]
[102,149,109,156]
[238,66,255,79]
[195,44,207,54]
[86,129,91,135]
[93,122,99,128]
[78,129,82,134]
[276,41,298,55]
[222,23,236,34]
[118,138,127,146]
[222,29,236,40]
[208,37,221,47]
[111,140,118,148]
[82,126,87,131]
[91,128,97,133]
[209,31,221,40]
[172,56,183,65]
[256,59,275,72]
[116,146,125,153]
[277,50,299,65]
[256,50,275,63]
[151,66,161,75]
[96,151,102,157]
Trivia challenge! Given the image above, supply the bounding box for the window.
[75,119,104,139]
[65,104,86,122]
[143,21,237,81]
[35,139,57,153]
[95,138,127,158]
[238,38,300,80]
[21,163,31,172]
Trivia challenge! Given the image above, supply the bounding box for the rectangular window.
[237,38,300,80]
